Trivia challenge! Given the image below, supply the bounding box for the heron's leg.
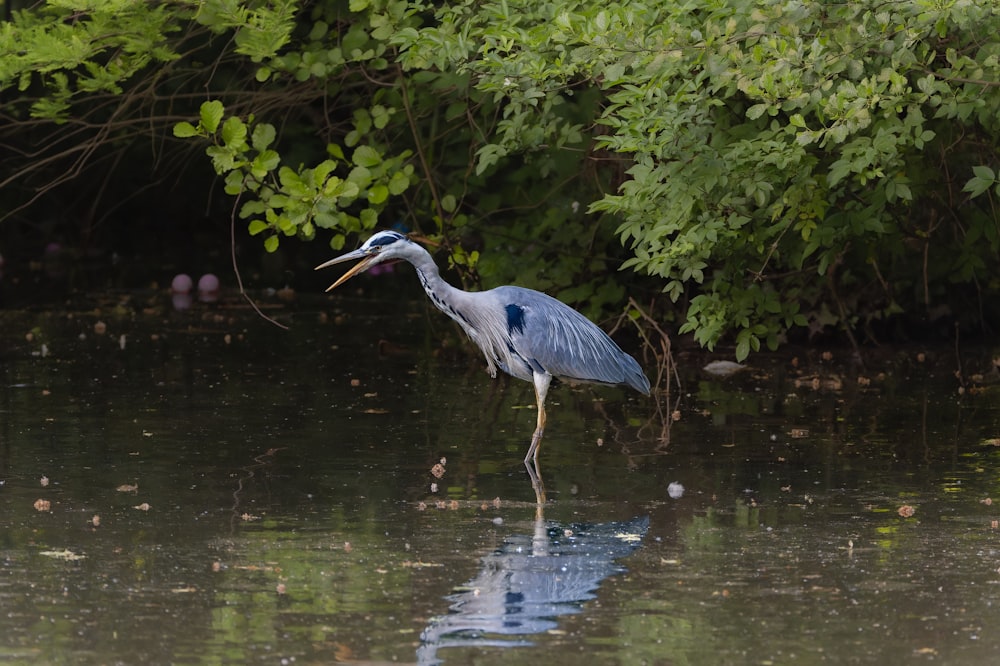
[524,372,552,464]
[524,457,547,507]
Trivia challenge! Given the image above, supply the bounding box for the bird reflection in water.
[416,514,649,665]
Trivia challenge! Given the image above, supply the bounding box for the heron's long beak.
[314,250,380,292]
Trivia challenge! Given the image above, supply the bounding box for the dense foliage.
[2,0,1000,358]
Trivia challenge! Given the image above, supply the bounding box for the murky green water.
[2,291,1000,664]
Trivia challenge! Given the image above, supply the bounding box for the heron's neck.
[408,250,470,324]
[405,244,505,380]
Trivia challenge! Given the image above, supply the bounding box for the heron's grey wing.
[494,287,650,394]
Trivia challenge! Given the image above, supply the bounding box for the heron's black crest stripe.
[505,304,526,335]
[370,231,406,248]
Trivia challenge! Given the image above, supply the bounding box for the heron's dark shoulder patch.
[505,304,526,335]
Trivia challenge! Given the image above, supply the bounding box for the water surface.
[2,292,999,664]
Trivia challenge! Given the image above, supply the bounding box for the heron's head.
[314,230,413,292]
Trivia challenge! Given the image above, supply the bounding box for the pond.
[2,287,1000,665]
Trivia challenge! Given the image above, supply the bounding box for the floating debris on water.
[703,360,746,377]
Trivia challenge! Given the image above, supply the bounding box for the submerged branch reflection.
[230,446,285,530]
[417,514,649,665]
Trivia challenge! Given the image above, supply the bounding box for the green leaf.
[735,336,751,362]
[224,170,246,195]
[972,165,996,182]
[441,194,457,213]
[359,207,378,228]
[200,100,225,133]
[251,123,276,151]
[278,166,308,196]
[746,104,769,120]
[206,145,236,173]
[173,121,198,138]
[368,183,389,204]
[475,144,507,176]
[827,159,852,187]
[387,171,410,195]
[371,105,390,129]
[963,175,993,198]
[309,21,329,41]
[221,116,248,148]
[346,166,373,187]
[264,235,279,253]
[252,149,280,174]
[248,220,268,235]
[353,145,382,168]
[313,159,337,185]
[339,181,360,199]
[312,209,335,228]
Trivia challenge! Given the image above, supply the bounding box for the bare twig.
[610,297,681,395]
[229,187,289,330]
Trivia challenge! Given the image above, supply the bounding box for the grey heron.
[315,230,651,464]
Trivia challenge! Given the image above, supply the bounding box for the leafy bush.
[3,0,1000,358]
[395,0,1000,356]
